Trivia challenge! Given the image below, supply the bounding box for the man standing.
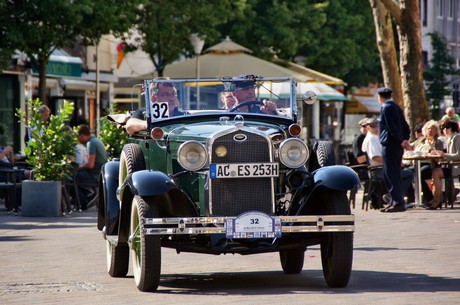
[76,125,107,210]
[377,87,411,212]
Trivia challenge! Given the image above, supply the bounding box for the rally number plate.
[226,211,282,239]
[210,162,279,179]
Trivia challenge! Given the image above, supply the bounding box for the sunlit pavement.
[0,191,459,305]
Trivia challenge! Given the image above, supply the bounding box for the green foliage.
[135,0,239,75]
[99,116,128,160]
[1,0,141,101]
[16,99,78,182]
[424,32,460,119]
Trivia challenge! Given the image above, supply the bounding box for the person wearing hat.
[377,87,412,212]
[232,75,278,115]
[351,118,369,164]
[362,117,414,209]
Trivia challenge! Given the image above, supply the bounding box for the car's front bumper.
[142,215,355,236]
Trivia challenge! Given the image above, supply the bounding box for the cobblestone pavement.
[0,192,459,305]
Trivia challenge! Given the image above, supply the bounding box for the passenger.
[220,92,238,110]
[125,77,186,134]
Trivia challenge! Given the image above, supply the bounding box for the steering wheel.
[229,100,264,113]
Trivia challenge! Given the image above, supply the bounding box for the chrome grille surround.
[208,127,275,216]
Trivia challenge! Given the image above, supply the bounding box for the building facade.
[421,0,460,107]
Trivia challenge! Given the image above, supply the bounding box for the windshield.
[143,77,298,123]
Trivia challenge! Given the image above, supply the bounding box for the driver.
[232,75,278,115]
[125,77,186,134]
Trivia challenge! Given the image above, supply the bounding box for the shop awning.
[32,77,109,91]
[346,95,381,113]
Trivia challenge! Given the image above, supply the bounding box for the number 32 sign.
[150,102,169,121]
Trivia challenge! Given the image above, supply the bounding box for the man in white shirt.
[362,118,414,209]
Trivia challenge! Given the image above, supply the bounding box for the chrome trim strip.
[142,215,355,235]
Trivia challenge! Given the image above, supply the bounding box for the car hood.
[166,121,285,143]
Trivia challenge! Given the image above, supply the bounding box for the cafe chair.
[442,161,460,209]
[362,164,385,211]
[0,167,22,215]
[345,151,368,209]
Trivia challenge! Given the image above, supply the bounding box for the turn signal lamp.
[288,124,302,137]
[150,127,164,140]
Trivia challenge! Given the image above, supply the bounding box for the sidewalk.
[0,190,459,305]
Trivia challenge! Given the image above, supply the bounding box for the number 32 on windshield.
[150,102,169,121]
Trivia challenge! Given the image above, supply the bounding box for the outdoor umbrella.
[137,37,313,81]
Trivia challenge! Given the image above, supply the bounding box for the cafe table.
[403,153,442,207]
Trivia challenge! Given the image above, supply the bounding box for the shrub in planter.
[99,114,128,160]
[17,99,78,181]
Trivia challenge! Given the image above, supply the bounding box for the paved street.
[1,192,459,305]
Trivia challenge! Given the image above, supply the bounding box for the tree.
[216,0,326,61]
[135,0,239,76]
[371,0,430,135]
[217,0,381,87]
[424,32,460,119]
[1,0,140,103]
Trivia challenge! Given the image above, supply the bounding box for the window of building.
[421,0,428,26]
[439,0,444,17]
[448,0,454,18]
[422,51,429,69]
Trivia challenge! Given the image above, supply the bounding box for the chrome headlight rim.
[177,140,208,171]
[278,138,309,168]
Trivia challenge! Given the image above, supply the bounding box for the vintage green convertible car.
[97,76,359,292]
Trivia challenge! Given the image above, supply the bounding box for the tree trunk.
[38,57,48,104]
[368,0,402,106]
[397,0,430,132]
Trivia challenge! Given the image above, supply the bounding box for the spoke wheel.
[279,249,305,274]
[130,195,161,292]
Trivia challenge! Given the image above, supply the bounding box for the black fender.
[117,170,199,243]
[312,165,360,191]
[100,160,120,235]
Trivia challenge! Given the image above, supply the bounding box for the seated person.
[125,77,186,134]
[362,118,414,208]
[0,145,30,180]
[231,75,277,115]
[427,120,460,209]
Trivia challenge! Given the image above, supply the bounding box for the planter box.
[21,180,61,217]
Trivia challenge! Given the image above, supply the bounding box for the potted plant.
[16,99,77,216]
[99,112,128,161]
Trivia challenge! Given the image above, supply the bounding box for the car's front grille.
[209,130,274,216]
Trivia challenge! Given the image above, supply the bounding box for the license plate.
[209,162,279,179]
[226,211,282,239]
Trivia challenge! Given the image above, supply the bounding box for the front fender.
[125,170,176,196]
[312,165,360,191]
[118,170,199,243]
[101,160,120,235]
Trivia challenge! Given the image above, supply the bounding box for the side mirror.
[302,90,317,105]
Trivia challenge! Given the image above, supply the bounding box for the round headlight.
[177,141,208,171]
[279,138,309,168]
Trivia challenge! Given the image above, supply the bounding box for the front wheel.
[130,195,161,292]
[320,190,353,287]
[279,249,305,274]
